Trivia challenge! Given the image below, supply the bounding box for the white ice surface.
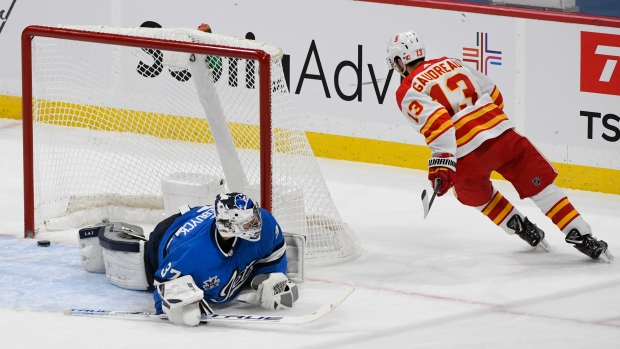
[1,118,619,348]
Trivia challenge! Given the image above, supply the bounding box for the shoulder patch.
[203,275,220,290]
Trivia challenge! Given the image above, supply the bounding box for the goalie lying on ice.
[78,192,303,326]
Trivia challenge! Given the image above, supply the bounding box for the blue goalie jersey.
[149,205,287,313]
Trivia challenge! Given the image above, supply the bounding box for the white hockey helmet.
[386,30,426,70]
[214,192,262,241]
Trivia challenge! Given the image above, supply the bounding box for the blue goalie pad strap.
[78,221,113,239]
[78,226,101,239]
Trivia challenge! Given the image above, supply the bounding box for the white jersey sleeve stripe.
[258,240,286,265]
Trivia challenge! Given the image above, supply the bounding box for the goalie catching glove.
[157,275,213,326]
[428,153,456,197]
[237,273,299,310]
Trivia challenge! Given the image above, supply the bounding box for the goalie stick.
[421,178,442,219]
[64,284,354,325]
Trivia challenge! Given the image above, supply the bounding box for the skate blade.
[599,249,613,263]
[537,238,550,252]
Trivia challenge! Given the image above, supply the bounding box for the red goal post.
[21,25,362,265]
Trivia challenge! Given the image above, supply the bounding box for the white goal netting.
[24,25,362,265]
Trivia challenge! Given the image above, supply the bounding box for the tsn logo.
[580,32,620,143]
[581,32,620,96]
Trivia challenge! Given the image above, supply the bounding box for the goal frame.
[21,25,274,238]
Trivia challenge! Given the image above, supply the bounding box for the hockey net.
[22,25,361,265]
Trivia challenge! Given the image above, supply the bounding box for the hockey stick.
[64,284,354,325]
[421,178,442,219]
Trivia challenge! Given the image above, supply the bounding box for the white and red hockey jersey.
[395,57,513,158]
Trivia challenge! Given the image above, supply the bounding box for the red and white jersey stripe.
[395,57,514,158]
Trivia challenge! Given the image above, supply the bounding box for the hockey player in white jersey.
[78,192,300,326]
[385,30,612,262]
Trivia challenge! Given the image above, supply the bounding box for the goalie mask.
[214,192,262,241]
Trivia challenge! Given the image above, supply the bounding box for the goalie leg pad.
[283,232,305,283]
[99,222,149,291]
[102,246,149,290]
[78,223,106,273]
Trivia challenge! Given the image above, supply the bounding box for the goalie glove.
[428,153,456,197]
[157,275,213,326]
[237,273,299,310]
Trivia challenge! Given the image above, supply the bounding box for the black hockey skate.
[507,215,550,252]
[565,229,613,263]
